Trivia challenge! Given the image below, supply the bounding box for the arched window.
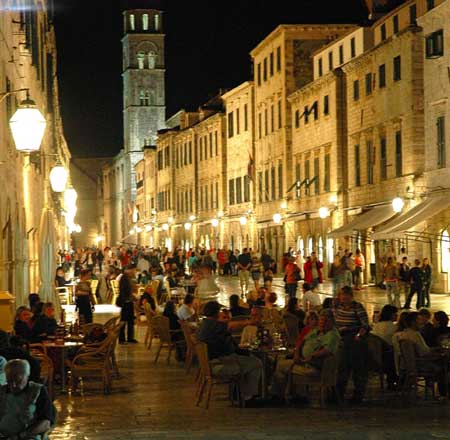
[298,237,304,259]
[442,230,450,272]
[318,236,324,261]
[142,14,149,31]
[137,51,145,69]
[144,91,150,106]
[327,237,334,264]
[139,89,145,106]
[154,14,160,31]
[307,236,313,256]
[129,14,135,31]
[148,52,156,69]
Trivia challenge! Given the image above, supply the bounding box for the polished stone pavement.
[51,276,450,440]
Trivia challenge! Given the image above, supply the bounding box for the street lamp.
[8,92,46,153]
[184,222,192,230]
[392,197,404,213]
[211,218,219,227]
[129,228,135,235]
[273,213,282,224]
[239,216,247,226]
[64,186,77,209]
[217,210,224,218]
[49,161,68,193]
[318,206,330,219]
[189,215,196,221]
[135,226,142,233]
[145,224,152,232]
[162,223,169,231]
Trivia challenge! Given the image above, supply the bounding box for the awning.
[329,204,397,238]
[372,195,450,240]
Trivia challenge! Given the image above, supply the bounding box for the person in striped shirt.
[334,286,369,403]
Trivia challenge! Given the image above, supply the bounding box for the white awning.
[329,204,396,238]
[372,195,450,240]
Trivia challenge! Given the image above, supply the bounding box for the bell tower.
[122,7,166,202]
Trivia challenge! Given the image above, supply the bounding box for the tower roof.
[122,0,164,11]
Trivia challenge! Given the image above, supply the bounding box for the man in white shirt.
[177,294,196,321]
[137,255,150,273]
[301,283,321,311]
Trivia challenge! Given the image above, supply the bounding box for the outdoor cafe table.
[43,340,84,393]
[180,280,197,294]
[244,345,288,400]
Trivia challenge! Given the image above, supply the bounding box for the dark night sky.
[54,0,369,158]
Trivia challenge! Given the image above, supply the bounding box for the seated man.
[0,359,55,439]
[229,294,250,318]
[240,307,274,346]
[272,309,341,398]
[177,294,196,322]
[198,301,263,402]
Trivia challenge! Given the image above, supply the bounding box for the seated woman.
[240,307,274,346]
[272,309,340,398]
[29,302,49,343]
[163,301,184,360]
[262,292,285,332]
[43,302,58,336]
[429,311,450,347]
[13,307,33,341]
[371,304,398,346]
[138,270,150,285]
[229,294,250,317]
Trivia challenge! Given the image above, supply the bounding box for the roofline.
[370,0,415,28]
[250,24,360,57]
[221,81,254,100]
[311,25,366,57]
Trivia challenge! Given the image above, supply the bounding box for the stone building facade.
[0,0,71,305]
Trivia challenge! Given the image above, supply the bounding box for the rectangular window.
[244,175,250,202]
[365,72,372,95]
[257,63,261,86]
[236,108,240,135]
[228,112,234,138]
[184,144,188,166]
[204,136,208,160]
[380,137,387,180]
[304,106,309,124]
[295,110,300,128]
[367,141,374,184]
[190,190,193,212]
[215,131,218,156]
[278,163,283,199]
[209,132,213,157]
[313,157,320,195]
[318,58,323,77]
[276,46,281,71]
[129,14,135,30]
[295,162,301,198]
[350,37,356,58]
[215,182,218,208]
[395,130,402,177]
[339,45,344,64]
[258,171,263,203]
[324,95,329,115]
[328,51,333,70]
[236,177,242,204]
[304,160,310,196]
[228,179,235,206]
[263,57,267,81]
[393,15,399,34]
[437,116,446,168]
[278,100,282,129]
[189,141,192,164]
[324,154,330,192]
[271,105,274,132]
[355,145,361,186]
[393,56,401,81]
[409,4,417,24]
[258,113,262,139]
[199,138,203,161]
[381,23,386,41]
[313,102,318,120]
[269,52,274,76]
[353,80,359,101]
[142,14,149,30]
[244,104,248,131]
[379,64,386,88]
[427,0,435,10]
[270,167,276,200]
[264,170,270,202]
[205,185,208,210]
[264,109,268,135]
[426,30,444,58]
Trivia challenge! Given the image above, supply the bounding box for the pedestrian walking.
[403,259,424,309]
[422,258,432,308]
[383,257,400,308]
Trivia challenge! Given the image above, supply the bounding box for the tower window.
[154,14,160,31]
[137,52,145,69]
[148,52,156,69]
[339,45,344,64]
[143,14,149,31]
[350,37,356,58]
[129,14,135,31]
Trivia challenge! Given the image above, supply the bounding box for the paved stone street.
[51,276,450,440]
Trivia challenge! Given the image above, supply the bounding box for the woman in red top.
[303,252,323,289]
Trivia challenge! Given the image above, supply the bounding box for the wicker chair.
[179,320,198,373]
[109,279,119,305]
[367,333,391,390]
[287,350,342,407]
[194,342,242,409]
[152,315,182,364]
[30,344,54,399]
[143,303,158,350]
[70,330,117,394]
[55,287,71,305]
